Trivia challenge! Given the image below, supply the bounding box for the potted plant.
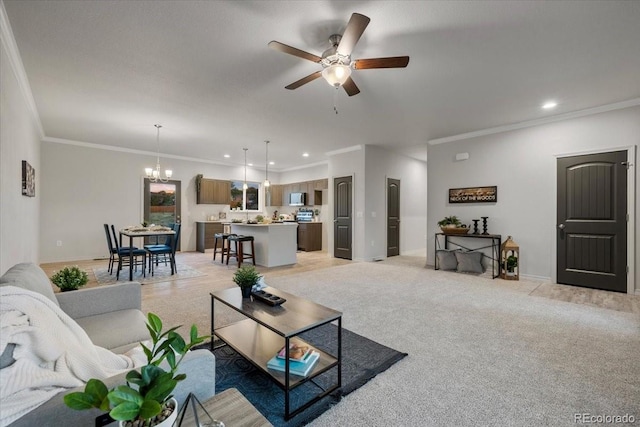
[506,255,518,276]
[50,266,89,292]
[63,313,208,427]
[232,265,261,298]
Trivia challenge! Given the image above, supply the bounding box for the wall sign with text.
[448,186,497,203]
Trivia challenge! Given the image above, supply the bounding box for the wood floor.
[40,251,640,323]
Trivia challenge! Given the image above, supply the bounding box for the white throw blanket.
[0,286,148,426]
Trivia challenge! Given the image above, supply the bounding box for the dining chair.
[103,224,140,275]
[146,223,181,276]
[111,224,147,280]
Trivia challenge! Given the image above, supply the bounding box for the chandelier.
[264,140,270,189]
[145,124,172,183]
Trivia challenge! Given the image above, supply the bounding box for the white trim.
[429,98,640,146]
[0,1,44,139]
[552,145,636,294]
[325,145,363,157]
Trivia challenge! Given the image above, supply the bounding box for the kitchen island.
[229,222,298,267]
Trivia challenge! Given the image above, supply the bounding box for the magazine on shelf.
[267,351,320,377]
[276,341,312,361]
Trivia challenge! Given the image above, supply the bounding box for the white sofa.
[0,263,216,426]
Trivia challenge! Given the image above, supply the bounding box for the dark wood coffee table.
[210,286,342,420]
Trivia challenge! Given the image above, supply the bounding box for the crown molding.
[0,1,44,139]
[428,98,640,145]
[43,136,232,166]
[325,145,363,156]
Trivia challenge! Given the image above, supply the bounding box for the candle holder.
[481,216,489,235]
[472,219,480,235]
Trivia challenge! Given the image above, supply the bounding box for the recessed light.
[542,101,557,110]
[223,154,230,158]
[269,161,275,165]
[302,153,309,157]
[248,163,253,166]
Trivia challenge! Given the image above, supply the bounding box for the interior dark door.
[557,151,627,292]
[334,176,352,260]
[144,179,182,250]
[387,178,400,257]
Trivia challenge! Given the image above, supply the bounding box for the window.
[230,180,260,211]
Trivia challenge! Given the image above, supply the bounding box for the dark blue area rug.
[202,324,407,427]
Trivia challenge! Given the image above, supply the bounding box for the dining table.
[119,227,176,281]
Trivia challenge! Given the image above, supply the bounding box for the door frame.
[386,176,401,258]
[331,173,355,260]
[552,145,636,294]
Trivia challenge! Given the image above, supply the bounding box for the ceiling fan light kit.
[269,12,409,96]
[322,63,352,87]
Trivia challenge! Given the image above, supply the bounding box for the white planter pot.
[119,398,178,427]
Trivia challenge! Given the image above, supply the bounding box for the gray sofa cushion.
[74,309,149,352]
[436,249,459,270]
[455,251,484,273]
[0,263,58,306]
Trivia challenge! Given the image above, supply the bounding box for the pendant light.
[242,148,248,190]
[145,124,172,182]
[264,140,270,189]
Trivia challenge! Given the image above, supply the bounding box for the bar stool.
[213,233,232,264]
[226,235,256,267]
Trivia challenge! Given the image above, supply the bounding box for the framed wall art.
[448,186,497,204]
[22,160,35,197]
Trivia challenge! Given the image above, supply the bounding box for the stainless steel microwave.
[289,192,306,206]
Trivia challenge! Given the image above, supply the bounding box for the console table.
[435,233,502,278]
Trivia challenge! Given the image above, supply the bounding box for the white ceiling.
[4,0,640,171]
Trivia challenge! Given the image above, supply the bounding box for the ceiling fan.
[268,12,409,96]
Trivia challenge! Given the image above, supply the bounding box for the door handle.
[334,220,338,223]
[558,224,565,229]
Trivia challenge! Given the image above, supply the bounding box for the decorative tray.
[251,290,286,306]
[440,227,470,235]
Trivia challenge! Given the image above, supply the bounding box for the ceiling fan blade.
[342,77,360,96]
[354,56,410,69]
[285,71,322,90]
[268,41,322,63]
[337,13,370,56]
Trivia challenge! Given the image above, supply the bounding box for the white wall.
[427,106,639,292]
[0,39,41,274]
[364,145,428,260]
[39,141,283,262]
[279,163,328,184]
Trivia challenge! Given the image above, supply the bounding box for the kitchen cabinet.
[197,178,231,204]
[267,184,283,206]
[196,221,224,252]
[297,222,322,251]
[314,179,328,190]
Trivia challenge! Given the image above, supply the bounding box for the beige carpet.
[144,260,640,426]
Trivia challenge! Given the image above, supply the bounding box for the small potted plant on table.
[233,265,262,298]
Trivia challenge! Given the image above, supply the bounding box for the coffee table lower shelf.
[214,319,339,389]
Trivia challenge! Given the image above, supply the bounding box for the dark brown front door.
[557,151,627,292]
[387,178,400,257]
[334,176,352,260]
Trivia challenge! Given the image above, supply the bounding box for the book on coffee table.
[267,351,320,377]
[276,341,311,361]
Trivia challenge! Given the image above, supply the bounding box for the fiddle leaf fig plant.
[64,313,208,425]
